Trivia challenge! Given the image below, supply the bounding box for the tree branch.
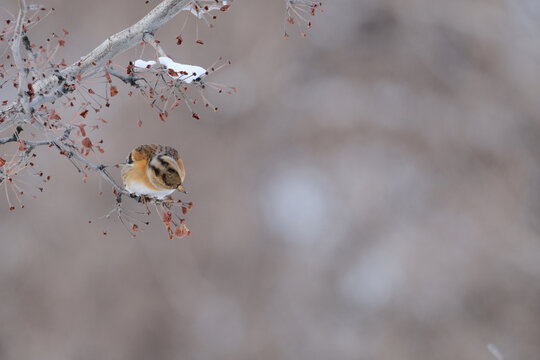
[1,0,193,120]
[105,66,146,88]
[11,0,31,115]
[143,32,167,58]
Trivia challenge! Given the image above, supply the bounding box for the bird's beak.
[177,184,187,194]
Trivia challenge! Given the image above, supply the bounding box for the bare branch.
[33,0,191,94]
[0,0,324,238]
[143,32,167,58]
[0,126,23,145]
[11,0,31,115]
[1,0,194,117]
[105,66,146,88]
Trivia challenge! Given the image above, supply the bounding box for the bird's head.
[147,152,186,193]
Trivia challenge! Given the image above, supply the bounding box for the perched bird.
[121,144,186,199]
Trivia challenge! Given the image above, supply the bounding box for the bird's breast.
[122,161,175,199]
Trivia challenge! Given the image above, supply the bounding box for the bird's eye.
[150,164,161,175]
[167,168,177,174]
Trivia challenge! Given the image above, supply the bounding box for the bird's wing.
[160,145,180,160]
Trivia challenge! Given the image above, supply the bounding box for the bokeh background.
[2,0,540,359]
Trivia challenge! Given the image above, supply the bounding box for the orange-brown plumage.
[121,144,186,199]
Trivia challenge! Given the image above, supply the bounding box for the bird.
[121,144,186,200]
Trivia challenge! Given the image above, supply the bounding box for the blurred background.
[2,0,540,359]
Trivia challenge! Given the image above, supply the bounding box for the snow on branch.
[0,0,322,239]
[3,0,192,120]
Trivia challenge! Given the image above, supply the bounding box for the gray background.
[1,0,540,359]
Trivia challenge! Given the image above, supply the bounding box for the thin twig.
[143,32,167,58]
[10,0,30,115]
[1,0,194,119]
[105,66,147,88]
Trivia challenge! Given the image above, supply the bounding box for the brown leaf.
[170,99,182,111]
[81,137,92,148]
[159,111,168,122]
[48,109,61,120]
[104,70,112,83]
[0,157,5,167]
[80,109,89,118]
[109,85,118,97]
[127,62,134,76]
[162,212,172,224]
[79,124,86,137]
[174,224,190,238]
